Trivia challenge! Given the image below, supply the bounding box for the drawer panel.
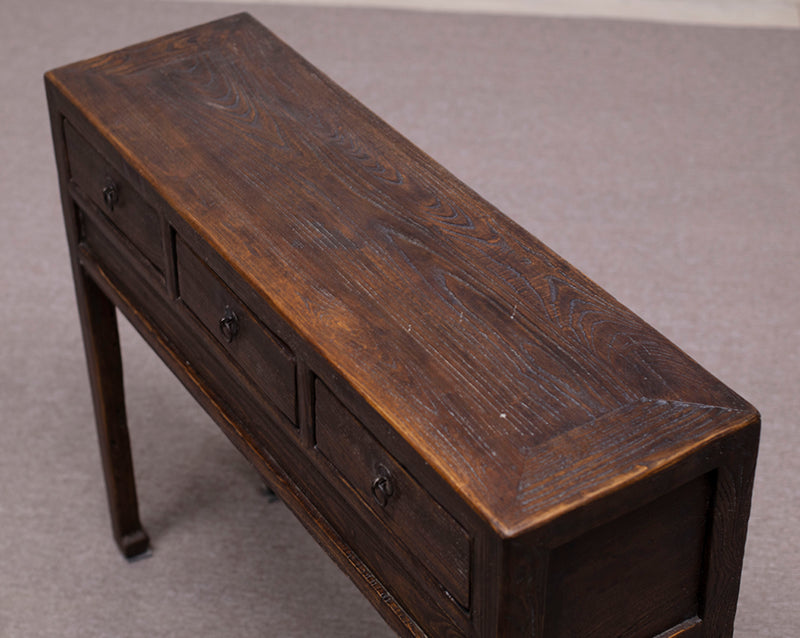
[315,380,470,609]
[176,236,296,424]
[64,121,163,274]
[80,206,150,297]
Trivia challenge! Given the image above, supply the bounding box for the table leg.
[76,269,150,560]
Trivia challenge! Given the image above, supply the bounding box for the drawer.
[64,121,164,274]
[315,381,471,610]
[176,236,296,424]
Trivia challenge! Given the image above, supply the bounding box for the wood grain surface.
[45,13,758,535]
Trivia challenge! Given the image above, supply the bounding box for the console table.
[46,13,759,637]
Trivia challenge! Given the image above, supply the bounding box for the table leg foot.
[261,482,280,503]
[120,528,152,561]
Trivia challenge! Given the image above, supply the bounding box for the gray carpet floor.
[1,0,798,635]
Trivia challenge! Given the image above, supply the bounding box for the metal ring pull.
[102,180,119,211]
[371,464,394,507]
[219,305,239,343]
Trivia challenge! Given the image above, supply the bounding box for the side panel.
[493,423,759,638]
[544,474,713,637]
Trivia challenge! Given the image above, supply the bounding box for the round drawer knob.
[371,464,394,508]
[219,306,239,343]
[102,180,119,211]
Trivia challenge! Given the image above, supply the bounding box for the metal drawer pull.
[219,305,239,343]
[371,464,394,507]
[102,180,119,211]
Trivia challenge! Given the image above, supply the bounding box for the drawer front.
[176,236,296,424]
[64,121,163,274]
[315,381,470,609]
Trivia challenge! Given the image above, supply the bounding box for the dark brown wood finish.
[175,235,297,424]
[46,13,760,637]
[315,379,471,609]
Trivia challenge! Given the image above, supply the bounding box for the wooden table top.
[46,13,757,536]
